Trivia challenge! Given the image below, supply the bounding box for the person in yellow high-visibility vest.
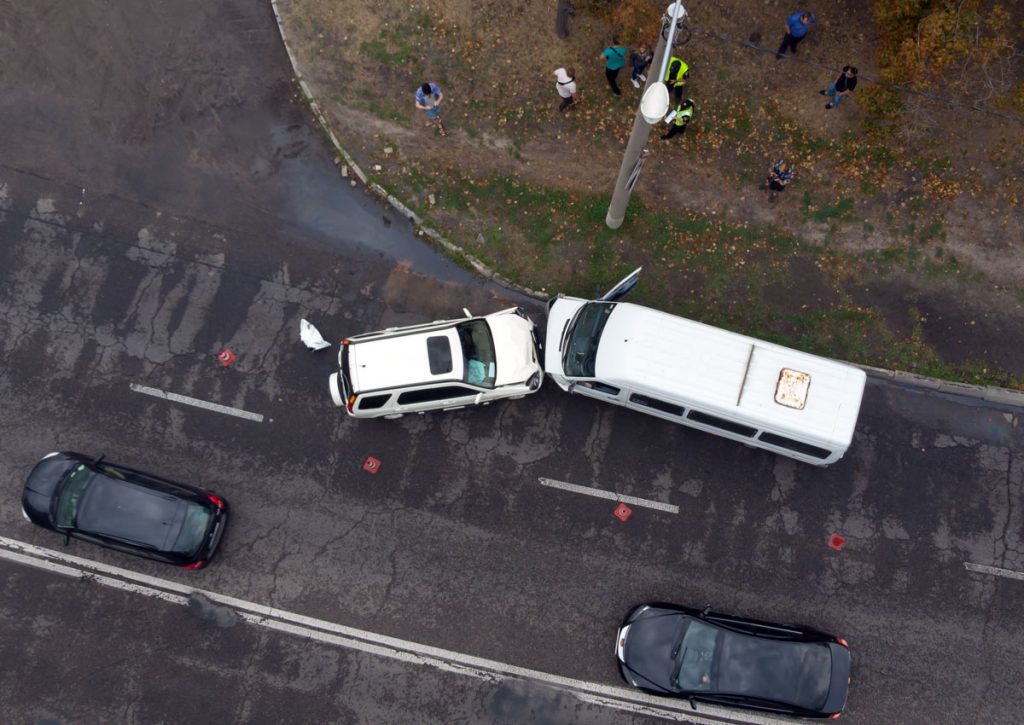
[661,98,694,141]
[664,57,690,107]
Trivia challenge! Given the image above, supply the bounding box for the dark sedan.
[22,452,228,569]
[616,603,850,719]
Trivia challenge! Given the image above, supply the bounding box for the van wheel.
[384,413,404,420]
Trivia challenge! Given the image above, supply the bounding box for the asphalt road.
[1,1,1022,724]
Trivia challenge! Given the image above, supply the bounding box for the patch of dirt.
[278,0,1024,386]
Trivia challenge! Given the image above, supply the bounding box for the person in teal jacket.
[600,35,628,95]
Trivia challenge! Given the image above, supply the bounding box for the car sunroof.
[427,336,453,374]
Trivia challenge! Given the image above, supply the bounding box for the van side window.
[397,386,473,405]
[358,394,391,410]
[579,381,620,396]
[758,432,831,459]
[687,410,757,437]
[629,393,684,416]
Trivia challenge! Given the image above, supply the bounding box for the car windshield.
[457,319,496,388]
[54,464,97,528]
[674,619,719,692]
[172,501,213,555]
[562,302,615,377]
[715,629,832,710]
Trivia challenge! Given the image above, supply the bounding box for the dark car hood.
[622,608,685,693]
[822,642,851,715]
[22,452,79,524]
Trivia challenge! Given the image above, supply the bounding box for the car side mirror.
[689,696,697,711]
[701,605,711,618]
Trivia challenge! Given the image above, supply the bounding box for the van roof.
[596,303,866,445]
[348,327,464,392]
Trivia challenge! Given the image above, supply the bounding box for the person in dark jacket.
[821,66,858,109]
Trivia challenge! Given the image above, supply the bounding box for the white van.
[544,269,866,465]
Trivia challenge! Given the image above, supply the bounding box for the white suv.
[329,307,543,418]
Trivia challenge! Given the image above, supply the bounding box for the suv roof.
[348,325,464,393]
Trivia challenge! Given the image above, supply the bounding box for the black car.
[21,452,228,569]
[616,603,850,719]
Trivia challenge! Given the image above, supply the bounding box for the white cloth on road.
[300,319,331,351]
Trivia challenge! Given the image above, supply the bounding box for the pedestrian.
[599,35,628,96]
[553,67,579,112]
[629,44,653,89]
[664,56,690,109]
[661,98,694,141]
[776,11,816,58]
[766,159,794,190]
[415,82,447,136]
[820,65,858,109]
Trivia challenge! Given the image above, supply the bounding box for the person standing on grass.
[821,65,858,109]
[415,82,447,136]
[553,67,579,112]
[629,44,653,89]
[766,159,794,191]
[664,56,690,107]
[776,11,815,58]
[661,98,694,141]
[599,35,628,95]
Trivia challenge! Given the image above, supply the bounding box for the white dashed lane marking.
[964,562,1024,581]
[129,383,264,423]
[537,477,679,514]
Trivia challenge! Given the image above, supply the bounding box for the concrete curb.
[266,1,1024,410]
[267,0,546,302]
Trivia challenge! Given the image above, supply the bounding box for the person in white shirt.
[553,67,579,112]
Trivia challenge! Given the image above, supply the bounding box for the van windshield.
[562,302,615,377]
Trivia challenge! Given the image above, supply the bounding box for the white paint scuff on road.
[537,477,679,514]
[129,383,264,423]
[0,535,787,725]
[964,562,1024,581]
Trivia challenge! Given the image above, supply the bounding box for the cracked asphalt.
[0,1,1022,724]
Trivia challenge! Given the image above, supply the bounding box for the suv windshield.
[457,319,496,388]
[562,302,615,377]
[55,464,96,528]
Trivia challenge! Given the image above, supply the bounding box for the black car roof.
[76,474,187,550]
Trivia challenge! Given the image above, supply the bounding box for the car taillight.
[347,394,356,412]
[184,560,205,570]
[828,712,842,719]
[835,636,849,648]
[342,339,350,345]
[207,494,225,510]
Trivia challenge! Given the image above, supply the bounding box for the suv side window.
[397,386,475,406]
[358,394,391,410]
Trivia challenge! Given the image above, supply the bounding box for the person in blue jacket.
[776,11,815,58]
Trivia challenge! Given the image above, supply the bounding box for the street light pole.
[605,2,687,230]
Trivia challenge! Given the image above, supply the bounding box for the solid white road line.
[537,477,679,514]
[129,383,264,423]
[0,535,786,725]
[964,562,1024,581]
